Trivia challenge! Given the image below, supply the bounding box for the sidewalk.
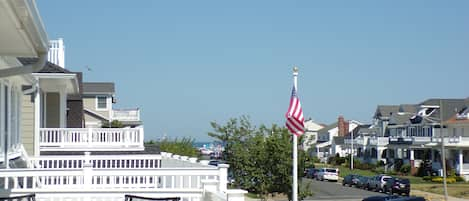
[411,190,469,201]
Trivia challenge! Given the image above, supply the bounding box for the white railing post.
[124,128,130,148]
[218,164,229,193]
[139,127,144,147]
[83,152,93,187]
[87,128,93,147]
[226,189,247,201]
[202,179,219,193]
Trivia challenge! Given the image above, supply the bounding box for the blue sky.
[38,1,469,142]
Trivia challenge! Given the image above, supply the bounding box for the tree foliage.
[208,116,311,201]
[148,138,199,157]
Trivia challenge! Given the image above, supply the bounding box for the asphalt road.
[303,178,384,201]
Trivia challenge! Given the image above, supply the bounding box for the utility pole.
[440,99,449,201]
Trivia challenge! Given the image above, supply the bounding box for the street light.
[439,100,449,201]
[351,130,354,170]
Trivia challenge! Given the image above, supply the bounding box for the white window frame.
[96,96,108,111]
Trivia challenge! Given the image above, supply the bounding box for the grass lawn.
[412,183,469,199]
[314,163,427,183]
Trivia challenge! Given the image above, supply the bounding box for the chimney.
[338,116,345,137]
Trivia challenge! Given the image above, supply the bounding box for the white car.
[316,168,339,181]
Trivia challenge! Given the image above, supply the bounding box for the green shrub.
[373,167,385,174]
[455,176,465,182]
[431,176,456,184]
[400,164,411,175]
[422,176,432,181]
[431,177,443,183]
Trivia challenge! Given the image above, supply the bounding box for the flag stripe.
[285,86,305,135]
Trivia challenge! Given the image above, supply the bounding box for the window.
[97,96,107,110]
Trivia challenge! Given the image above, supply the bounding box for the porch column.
[59,85,67,128]
[431,149,435,162]
[410,149,416,175]
[34,87,41,156]
[459,149,464,175]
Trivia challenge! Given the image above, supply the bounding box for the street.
[303,178,383,201]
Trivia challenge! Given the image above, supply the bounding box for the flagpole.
[292,67,299,201]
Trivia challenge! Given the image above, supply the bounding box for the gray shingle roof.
[333,136,345,145]
[83,82,115,94]
[419,98,465,122]
[374,105,400,119]
[317,122,338,134]
[18,57,72,73]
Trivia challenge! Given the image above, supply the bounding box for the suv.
[384,177,410,196]
[305,168,318,179]
[316,168,339,181]
[342,174,359,186]
[368,175,392,192]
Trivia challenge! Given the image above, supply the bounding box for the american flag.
[285,85,305,136]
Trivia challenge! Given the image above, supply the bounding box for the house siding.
[21,94,35,156]
[83,96,109,118]
[45,92,59,128]
[67,99,83,128]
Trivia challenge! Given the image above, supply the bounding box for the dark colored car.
[305,168,318,179]
[362,195,400,201]
[387,197,426,201]
[384,177,410,196]
[342,174,359,186]
[356,175,370,189]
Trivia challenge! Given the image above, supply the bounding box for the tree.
[208,117,311,201]
[101,120,124,128]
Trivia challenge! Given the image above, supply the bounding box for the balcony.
[431,136,469,146]
[369,137,389,146]
[0,153,247,201]
[39,127,144,151]
[112,108,140,122]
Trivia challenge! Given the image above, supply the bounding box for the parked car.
[316,168,339,181]
[342,174,360,186]
[387,197,425,201]
[362,195,400,201]
[305,168,318,179]
[368,175,392,192]
[356,175,370,189]
[384,177,410,196]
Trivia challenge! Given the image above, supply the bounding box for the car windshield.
[397,179,410,184]
[325,169,337,173]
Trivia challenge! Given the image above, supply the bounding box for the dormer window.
[456,107,469,120]
[97,96,107,110]
[417,108,436,117]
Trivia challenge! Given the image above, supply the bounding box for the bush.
[373,167,385,174]
[376,160,385,167]
[400,164,411,175]
[455,176,465,182]
[431,176,456,184]
[422,176,432,181]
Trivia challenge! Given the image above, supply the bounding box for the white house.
[302,119,324,151]
[0,0,49,167]
[0,2,246,200]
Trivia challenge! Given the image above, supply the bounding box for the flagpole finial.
[293,66,299,73]
[293,66,299,76]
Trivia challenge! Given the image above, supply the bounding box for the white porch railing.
[39,127,144,151]
[369,137,389,146]
[112,108,140,121]
[28,154,162,169]
[432,136,469,146]
[0,153,246,201]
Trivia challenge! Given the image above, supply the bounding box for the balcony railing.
[369,137,389,146]
[0,153,246,201]
[28,154,162,169]
[112,108,140,121]
[39,127,144,151]
[431,136,469,145]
